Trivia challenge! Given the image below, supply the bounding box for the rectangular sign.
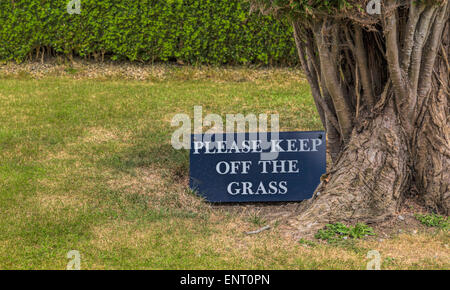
[189,131,326,202]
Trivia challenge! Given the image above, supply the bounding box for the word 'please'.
[193,138,322,154]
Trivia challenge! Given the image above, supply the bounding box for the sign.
[189,131,326,202]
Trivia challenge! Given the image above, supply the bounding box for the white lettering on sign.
[193,138,322,154]
[227,181,288,195]
[216,161,252,175]
[203,137,323,196]
[189,131,325,201]
[258,160,300,174]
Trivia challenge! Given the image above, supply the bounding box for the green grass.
[315,223,376,244]
[415,213,449,229]
[0,66,448,269]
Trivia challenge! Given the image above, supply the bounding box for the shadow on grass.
[96,138,206,222]
[101,141,189,179]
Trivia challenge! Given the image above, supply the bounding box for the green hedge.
[0,0,297,65]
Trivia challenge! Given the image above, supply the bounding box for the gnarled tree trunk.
[290,102,410,235]
[415,51,450,214]
[285,0,449,235]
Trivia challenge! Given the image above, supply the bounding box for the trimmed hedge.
[0,0,297,65]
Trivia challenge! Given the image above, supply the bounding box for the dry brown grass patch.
[83,127,118,143]
[107,167,165,195]
[36,191,88,212]
[0,61,306,85]
[359,232,450,268]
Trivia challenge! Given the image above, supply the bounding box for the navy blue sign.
[189,131,326,202]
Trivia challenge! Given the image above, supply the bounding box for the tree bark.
[290,101,410,236]
[281,1,449,236]
[415,89,450,214]
[415,34,450,214]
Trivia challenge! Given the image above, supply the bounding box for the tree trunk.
[279,1,450,236]
[292,90,448,237]
[415,70,450,214]
[290,100,411,235]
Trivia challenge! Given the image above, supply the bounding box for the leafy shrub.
[415,213,449,229]
[0,0,297,65]
[315,222,375,243]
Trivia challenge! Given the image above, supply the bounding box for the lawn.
[0,64,448,269]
